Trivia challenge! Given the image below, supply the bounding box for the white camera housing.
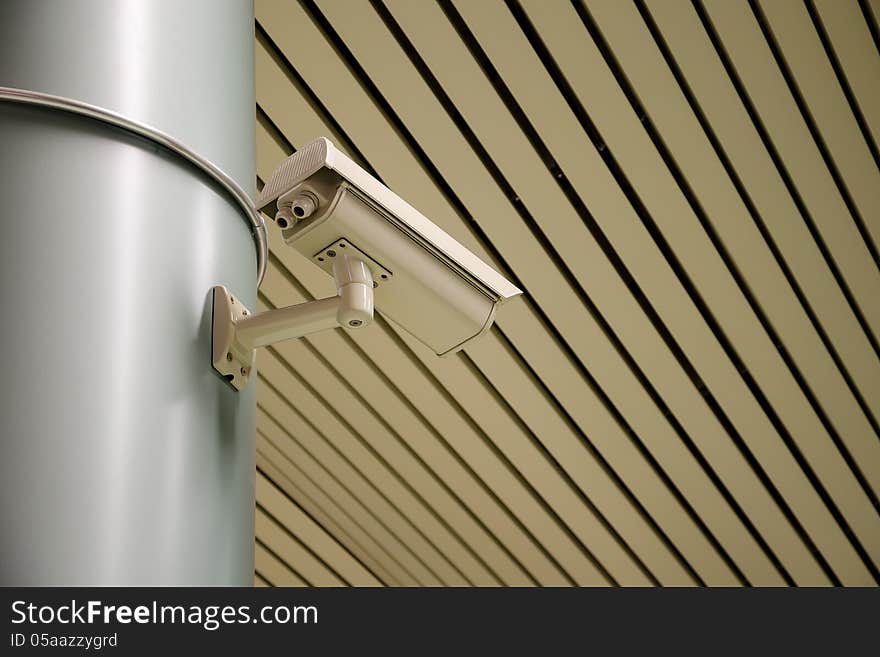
[260,138,522,350]
[212,137,521,390]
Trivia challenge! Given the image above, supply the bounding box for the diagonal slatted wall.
[250,0,880,587]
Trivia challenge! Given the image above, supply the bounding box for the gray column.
[0,0,258,585]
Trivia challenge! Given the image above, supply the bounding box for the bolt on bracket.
[211,288,257,390]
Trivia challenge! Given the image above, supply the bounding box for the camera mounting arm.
[212,255,374,390]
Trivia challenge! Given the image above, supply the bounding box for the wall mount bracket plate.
[211,286,255,391]
[311,238,392,288]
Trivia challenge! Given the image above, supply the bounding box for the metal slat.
[251,15,672,580]
[812,0,880,168]
[255,36,357,163]
[694,0,880,584]
[256,125,623,586]
[248,0,879,586]
[866,0,880,46]
[258,358,454,586]
[257,414,421,586]
[259,266,530,587]
[257,349,474,586]
[258,294,579,585]
[646,0,880,476]
[257,475,352,586]
[587,0,880,526]
[256,383,446,585]
[262,264,592,583]
[251,34,648,584]
[375,0,752,585]
[256,443,394,585]
[642,0,880,585]
[262,328,530,584]
[529,0,876,586]
[255,542,308,587]
[257,425,413,585]
[389,329,601,587]
[250,278,456,587]
[260,239,612,587]
[253,231,604,585]
[255,502,345,587]
[256,458,384,586]
[699,0,880,353]
[758,0,880,256]
[583,0,880,580]
[442,0,780,586]
[526,0,833,585]
[276,0,700,584]
[314,0,709,587]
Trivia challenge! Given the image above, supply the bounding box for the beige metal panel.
[548,2,880,516]
[259,274,528,587]
[700,0,880,347]
[262,342,531,585]
[252,248,604,584]
[526,0,834,585]
[274,0,696,588]
[256,0,478,253]
[759,0,880,252]
[586,0,880,566]
[389,329,608,588]
[258,355,449,587]
[261,246,609,586]
[813,0,880,152]
[258,310,581,584]
[266,350,532,588]
[254,572,270,587]
[256,383,446,586]
[255,503,345,587]
[257,412,421,586]
[646,0,880,470]
[255,542,307,587]
[255,36,357,163]
[257,123,616,585]
[256,458,383,586]
[540,0,875,585]
[250,0,879,586]
[444,0,791,586]
[372,0,767,584]
[256,438,397,585]
[312,0,703,587]
[257,350,473,586]
[257,427,412,586]
[256,140,644,585]
[251,48,664,582]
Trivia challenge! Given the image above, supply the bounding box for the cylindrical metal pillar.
[0,1,259,585]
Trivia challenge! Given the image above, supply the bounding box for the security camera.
[212,137,521,390]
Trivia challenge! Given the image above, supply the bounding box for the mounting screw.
[349,320,363,327]
[327,250,336,258]
[240,367,247,376]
